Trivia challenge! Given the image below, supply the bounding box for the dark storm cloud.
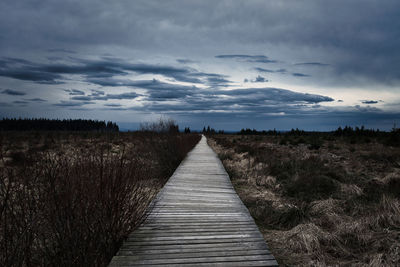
[1,89,26,95]
[176,59,197,64]
[215,55,277,63]
[0,69,63,83]
[86,77,334,105]
[292,73,311,77]
[253,75,268,83]
[361,100,379,104]
[53,100,95,107]
[255,67,287,74]
[13,100,28,105]
[90,89,105,96]
[0,102,12,107]
[88,78,195,90]
[294,62,330,67]
[124,87,335,115]
[69,96,92,101]
[215,88,334,104]
[71,91,140,101]
[41,63,127,77]
[254,67,274,73]
[86,78,198,100]
[93,92,140,100]
[1,0,400,85]
[0,56,229,86]
[104,103,122,107]
[68,76,334,113]
[25,98,47,102]
[64,89,85,95]
[205,77,232,86]
[47,48,76,54]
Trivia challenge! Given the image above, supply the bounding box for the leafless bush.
[139,117,179,133]
[0,131,200,266]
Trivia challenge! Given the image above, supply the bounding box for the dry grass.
[0,131,200,266]
[209,134,400,266]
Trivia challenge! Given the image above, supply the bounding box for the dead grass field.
[0,131,200,266]
[209,134,400,266]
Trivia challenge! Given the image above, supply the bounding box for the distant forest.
[0,118,119,132]
[237,125,399,136]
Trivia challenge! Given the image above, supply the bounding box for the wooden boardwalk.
[109,135,278,266]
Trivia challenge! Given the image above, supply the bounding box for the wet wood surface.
[109,135,278,266]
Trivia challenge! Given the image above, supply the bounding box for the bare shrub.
[139,117,179,133]
[0,131,200,266]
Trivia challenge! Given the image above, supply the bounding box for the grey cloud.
[86,78,198,100]
[176,59,197,64]
[64,89,85,95]
[104,103,122,107]
[71,77,334,114]
[215,88,334,104]
[206,77,232,86]
[0,102,12,107]
[295,62,330,67]
[215,54,277,63]
[254,67,274,73]
[70,96,92,101]
[13,100,28,105]
[354,105,380,112]
[97,92,139,100]
[132,87,335,115]
[71,91,140,101]
[253,75,267,83]
[47,48,76,54]
[1,89,26,95]
[0,69,62,83]
[255,67,287,73]
[361,100,379,104]
[90,89,105,96]
[25,98,47,102]
[1,1,400,85]
[0,56,229,86]
[53,100,95,107]
[292,73,311,77]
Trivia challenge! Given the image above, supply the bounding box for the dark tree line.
[239,128,279,135]
[202,126,224,134]
[0,118,119,132]
[333,125,380,137]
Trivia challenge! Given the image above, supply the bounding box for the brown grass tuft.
[209,134,400,266]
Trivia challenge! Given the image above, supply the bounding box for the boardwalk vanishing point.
[109,135,278,266]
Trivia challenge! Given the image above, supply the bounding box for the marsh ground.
[209,134,400,266]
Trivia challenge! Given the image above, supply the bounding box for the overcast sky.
[0,0,399,131]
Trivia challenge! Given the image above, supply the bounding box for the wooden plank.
[134,227,259,233]
[118,244,269,254]
[119,241,269,251]
[129,230,260,239]
[115,249,271,259]
[127,233,262,242]
[108,135,277,266]
[110,254,276,265]
[123,237,266,246]
[110,260,278,267]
